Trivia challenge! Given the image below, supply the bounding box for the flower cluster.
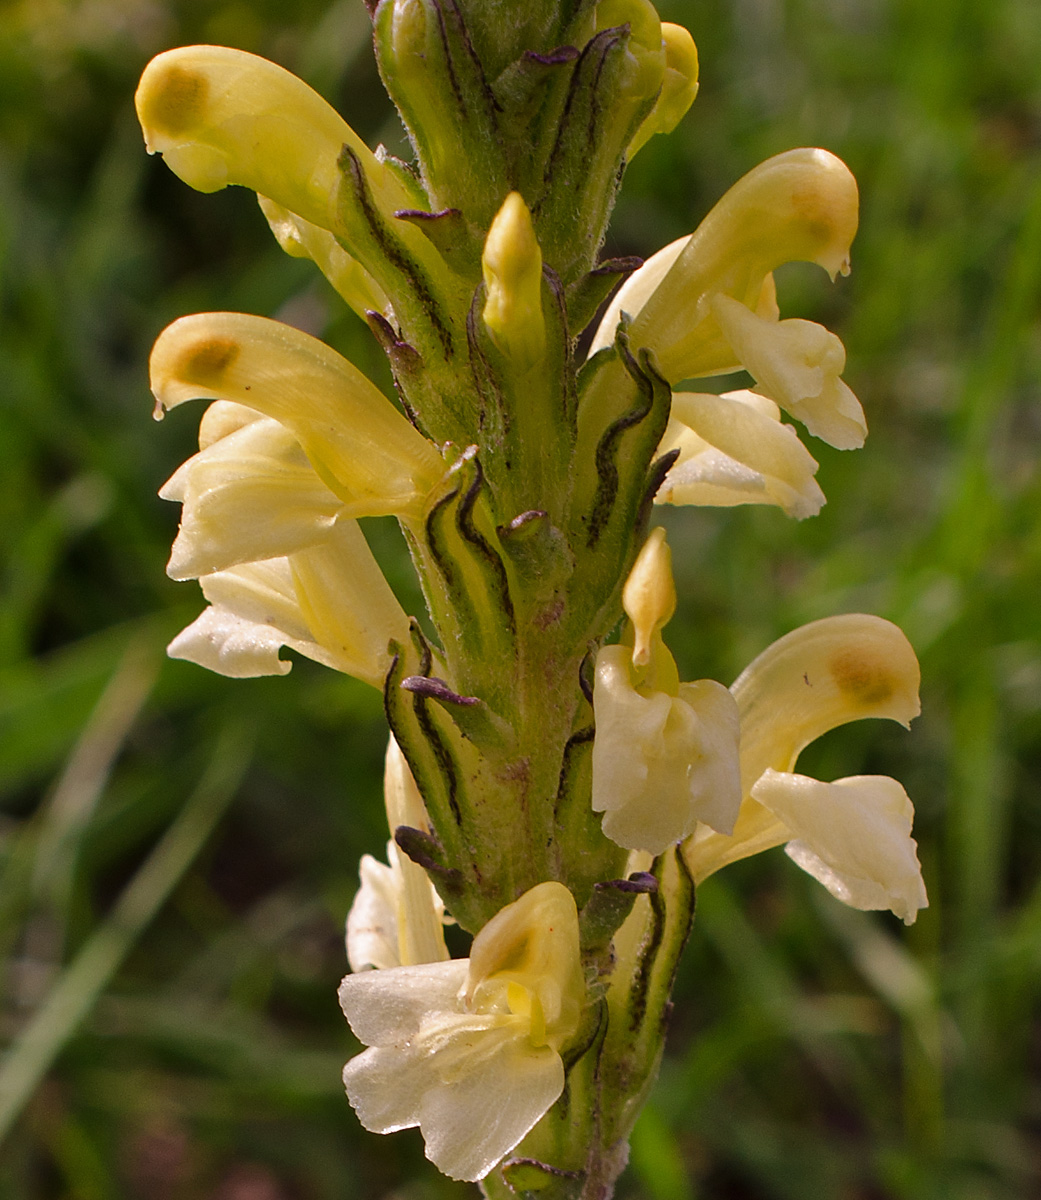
[136,2,926,1193]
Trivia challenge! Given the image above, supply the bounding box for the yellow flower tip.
[136,55,208,142]
[785,148,859,280]
[481,191,546,370]
[596,0,662,50]
[622,526,676,667]
[827,641,920,724]
[149,317,241,412]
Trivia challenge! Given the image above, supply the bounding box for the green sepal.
[399,672,514,752]
[454,0,576,82]
[417,447,517,702]
[336,145,468,393]
[373,0,508,227]
[565,255,643,336]
[552,724,628,909]
[564,327,672,644]
[496,508,575,615]
[382,629,470,873]
[578,872,657,960]
[375,145,430,209]
[533,26,660,285]
[599,847,696,1150]
[394,206,479,275]
[393,823,463,888]
[383,625,526,932]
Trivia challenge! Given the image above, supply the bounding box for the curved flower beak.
[135,45,403,231]
[150,312,444,522]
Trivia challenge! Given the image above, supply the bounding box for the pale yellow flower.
[683,614,927,923]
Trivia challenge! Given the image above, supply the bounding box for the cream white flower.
[683,614,927,923]
[591,529,741,853]
[339,881,583,1182]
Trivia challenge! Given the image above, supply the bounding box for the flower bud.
[628,23,699,158]
[482,192,546,371]
[622,526,676,667]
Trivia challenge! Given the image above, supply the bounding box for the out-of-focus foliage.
[0,0,1038,1196]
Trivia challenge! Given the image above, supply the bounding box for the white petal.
[752,770,928,924]
[167,606,291,677]
[711,294,866,449]
[338,960,469,1047]
[162,417,342,579]
[592,646,741,853]
[658,390,825,519]
[200,559,313,643]
[417,1034,563,1181]
[345,853,402,972]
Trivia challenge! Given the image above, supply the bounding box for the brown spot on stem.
[179,338,240,386]
[142,66,208,137]
[829,648,893,706]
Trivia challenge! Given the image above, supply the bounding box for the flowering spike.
[136,15,923,1192]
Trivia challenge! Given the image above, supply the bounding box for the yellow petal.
[464,881,582,1047]
[710,294,866,449]
[150,312,443,519]
[657,389,825,518]
[628,22,699,157]
[594,149,858,381]
[257,195,391,320]
[289,519,410,689]
[622,526,677,666]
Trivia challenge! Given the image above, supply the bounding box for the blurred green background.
[1,0,1039,1196]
